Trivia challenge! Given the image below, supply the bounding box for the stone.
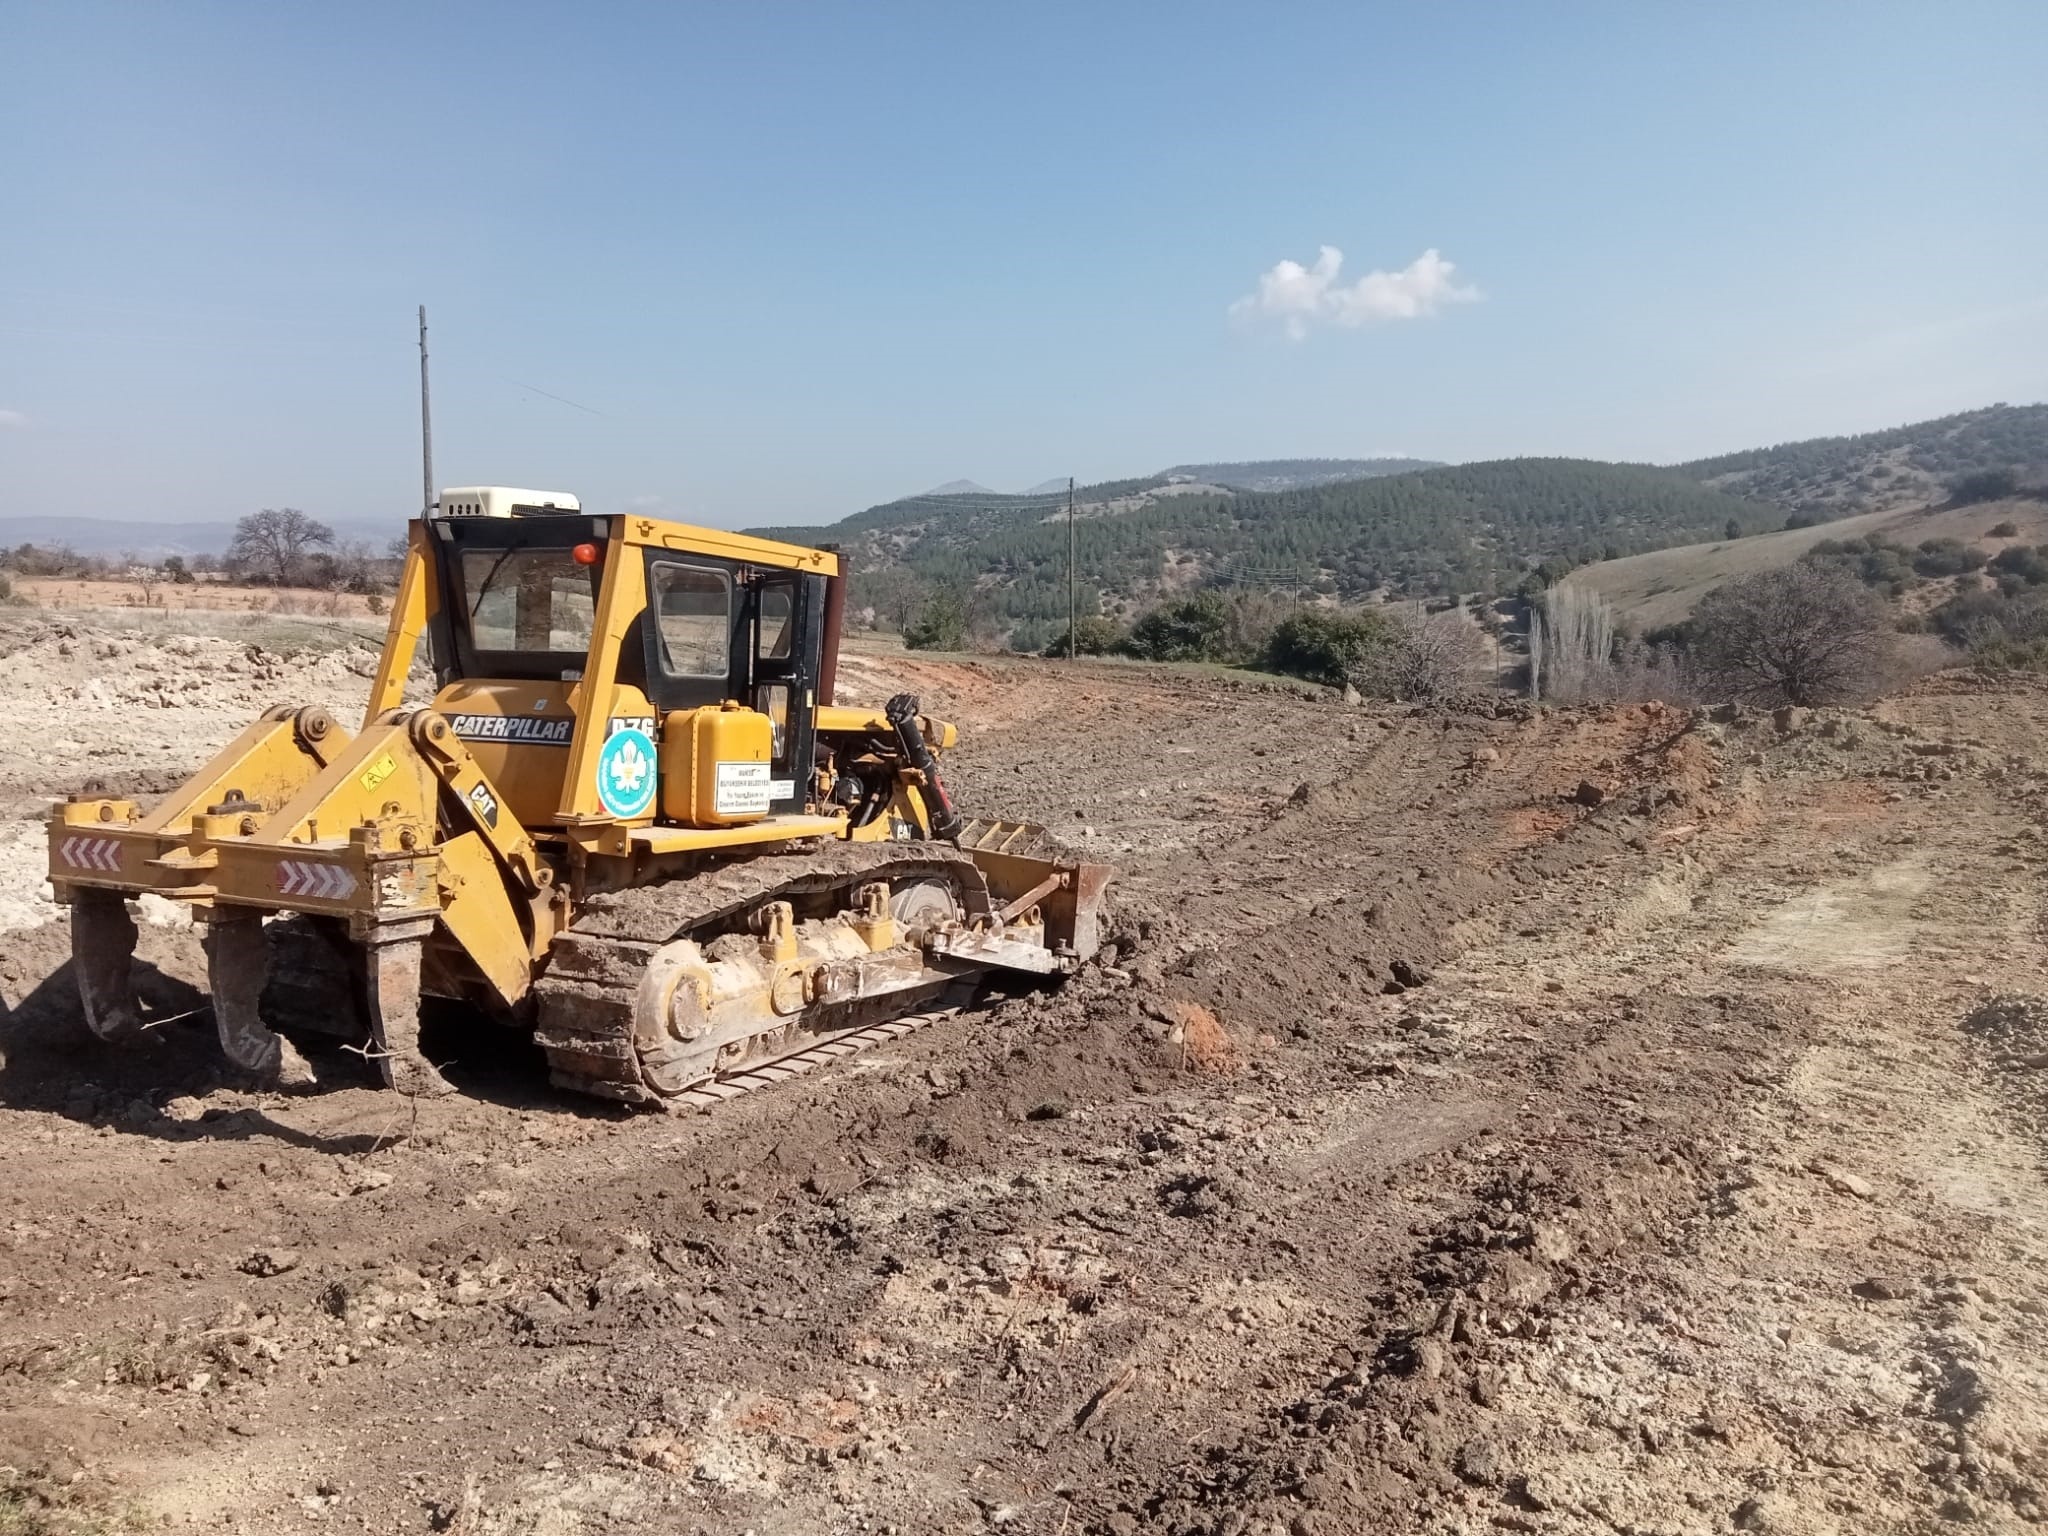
[1389,960,1430,989]
[1411,1338,1448,1379]
[1571,780,1606,808]
[1453,1437,1502,1486]
[1520,1471,1568,1511]
[238,1248,301,1278]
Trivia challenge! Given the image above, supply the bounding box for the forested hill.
[1673,403,2048,519]
[1161,457,1440,491]
[753,404,2047,652]
[764,458,1771,652]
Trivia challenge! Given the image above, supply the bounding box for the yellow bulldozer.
[47,492,1109,1106]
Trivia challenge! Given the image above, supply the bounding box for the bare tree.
[1529,585,1616,704]
[230,508,334,587]
[1690,564,1892,706]
[324,539,376,595]
[1371,606,1484,701]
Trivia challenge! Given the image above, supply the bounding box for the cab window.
[758,585,794,660]
[460,548,597,655]
[650,562,731,678]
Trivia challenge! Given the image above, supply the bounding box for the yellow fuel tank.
[660,703,774,827]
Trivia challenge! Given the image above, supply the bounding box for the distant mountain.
[1673,403,2048,519]
[0,516,399,559]
[1164,457,1442,492]
[921,479,997,497]
[1022,478,1074,496]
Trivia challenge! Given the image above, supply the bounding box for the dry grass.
[1564,497,2048,631]
[16,577,382,619]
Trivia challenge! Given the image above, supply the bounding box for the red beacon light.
[572,543,601,566]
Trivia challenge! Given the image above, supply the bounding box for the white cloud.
[1231,246,1481,340]
[0,409,26,430]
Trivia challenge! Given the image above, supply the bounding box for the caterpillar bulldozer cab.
[50,492,1109,1106]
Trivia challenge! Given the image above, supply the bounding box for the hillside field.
[1564,495,2048,630]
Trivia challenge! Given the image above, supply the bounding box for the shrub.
[1803,536,1918,594]
[1040,615,1126,658]
[1990,545,2048,589]
[1948,467,2019,506]
[1970,637,2048,673]
[1910,538,1986,578]
[904,591,968,651]
[1689,565,1892,706]
[1932,587,2048,650]
[1125,592,1231,662]
[1989,520,2020,538]
[1263,608,1397,687]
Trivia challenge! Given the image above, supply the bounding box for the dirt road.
[1,618,2045,1534]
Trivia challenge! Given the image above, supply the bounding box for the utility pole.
[418,305,435,517]
[1066,476,1077,661]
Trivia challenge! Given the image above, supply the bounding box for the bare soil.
[2,617,2046,1535]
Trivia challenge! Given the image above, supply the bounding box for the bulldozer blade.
[363,932,454,1098]
[71,889,142,1043]
[204,910,314,1087]
[953,818,1112,965]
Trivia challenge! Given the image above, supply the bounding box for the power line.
[509,379,610,417]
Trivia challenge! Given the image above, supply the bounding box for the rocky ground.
[0,612,2045,1534]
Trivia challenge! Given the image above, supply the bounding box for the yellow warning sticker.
[359,754,399,793]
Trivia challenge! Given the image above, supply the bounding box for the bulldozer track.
[667,1003,963,1111]
[532,840,991,1107]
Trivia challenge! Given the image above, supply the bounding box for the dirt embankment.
[0,632,2045,1535]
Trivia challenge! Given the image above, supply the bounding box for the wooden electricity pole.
[418,305,435,517]
[1066,476,1077,661]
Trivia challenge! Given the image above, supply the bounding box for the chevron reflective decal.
[58,835,123,872]
[276,860,358,901]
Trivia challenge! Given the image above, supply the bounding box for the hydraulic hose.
[885,692,963,842]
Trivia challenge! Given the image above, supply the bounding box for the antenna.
[418,305,434,517]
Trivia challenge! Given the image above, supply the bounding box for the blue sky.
[3,2,2043,530]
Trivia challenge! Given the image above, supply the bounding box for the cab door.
[637,555,822,814]
[746,572,818,813]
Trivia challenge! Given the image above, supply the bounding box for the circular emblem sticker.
[596,727,657,818]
